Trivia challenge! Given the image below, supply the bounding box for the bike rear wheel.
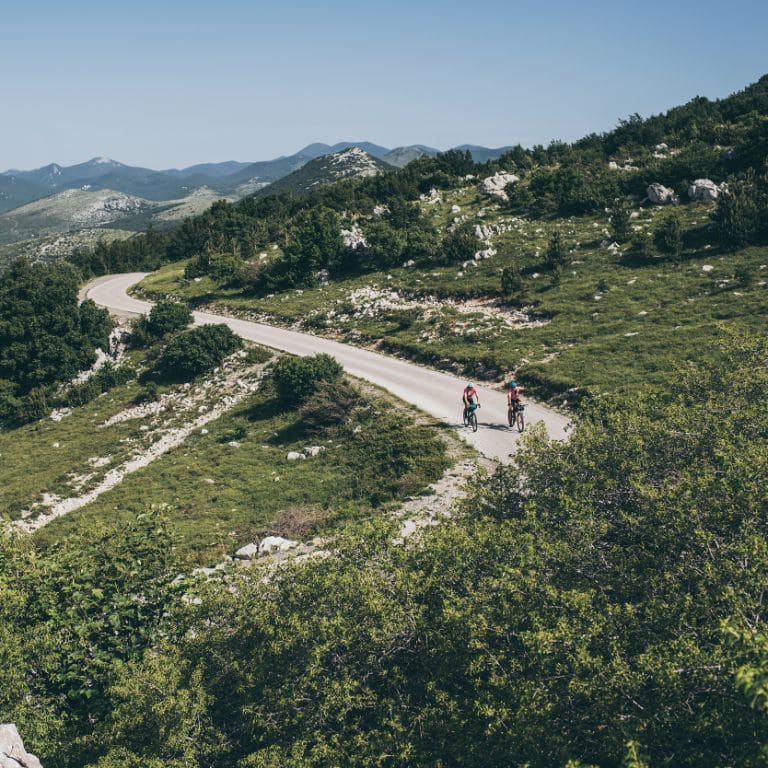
[470,411,478,432]
[507,406,514,427]
[516,410,525,433]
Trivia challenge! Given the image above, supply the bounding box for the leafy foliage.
[151,324,241,382]
[271,353,343,407]
[79,332,768,768]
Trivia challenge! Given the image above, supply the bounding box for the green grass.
[136,191,768,403]
[23,357,449,565]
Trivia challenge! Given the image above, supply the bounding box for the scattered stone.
[52,442,60,448]
[234,543,260,560]
[647,183,677,205]
[200,428,209,435]
[259,536,298,554]
[204,478,216,484]
[479,172,519,200]
[688,178,720,201]
[227,441,241,448]
[451,205,461,213]
[286,451,305,461]
[303,446,325,458]
[49,408,72,422]
[702,264,714,272]
[0,724,43,768]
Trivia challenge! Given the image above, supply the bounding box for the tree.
[500,265,524,297]
[610,198,633,243]
[653,212,683,260]
[544,230,568,270]
[0,260,110,399]
[715,172,762,249]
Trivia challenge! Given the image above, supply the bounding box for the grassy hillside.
[137,177,766,403]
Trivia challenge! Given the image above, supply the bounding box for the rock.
[688,178,720,201]
[702,264,714,272]
[286,451,305,461]
[259,536,298,554]
[0,724,43,768]
[234,542,260,560]
[451,205,461,213]
[340,223,367,249]
[479,172,519,200]
[303,445,325,458]
[647,183,677,204]
[227,441,241,448]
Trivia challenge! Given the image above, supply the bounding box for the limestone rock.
[286,451,305,461]
[302,445,325,458]
[259,536,298,554]
[0,725,43,768]
[688,178,720,201]
[647,183,677,204]
[234,542,260,560]
[480,172,519,200]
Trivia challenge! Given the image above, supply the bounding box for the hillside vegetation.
[76,74,768,402]
[1,76,767,768]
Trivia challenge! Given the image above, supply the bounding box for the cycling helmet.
[466,383,474,389]
[509,380,518,388]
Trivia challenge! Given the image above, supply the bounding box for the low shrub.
[271,353,343,407]
[151,324,242,382]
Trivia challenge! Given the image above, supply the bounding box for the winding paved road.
[85,274,570,463]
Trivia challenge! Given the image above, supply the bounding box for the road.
[85,273,570,463]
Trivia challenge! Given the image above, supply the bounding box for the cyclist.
[462,382,480,422]
[507,379,525,411]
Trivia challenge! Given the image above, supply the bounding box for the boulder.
[302,446,325,458]
[647,183,677,205]
[480,172,519,200]
[688,178,720,201]
[259,536,298,554]
[234,542,260,560]
[0,725,43,768]
[286,451,305,461]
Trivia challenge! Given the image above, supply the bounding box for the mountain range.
[0,142,512,214]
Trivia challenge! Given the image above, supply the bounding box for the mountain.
[0,174,49,213]
[252,147,394,199]
[297,141,392,160]
[382,144,439,167]
[0,187,232,246]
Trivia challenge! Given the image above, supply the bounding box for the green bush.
[147,301,193,338]
[132,382,159,404]
[653,212,684,260]
[151,325,242,382]
[271,353,343,407]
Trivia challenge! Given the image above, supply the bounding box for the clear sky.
[1,0,766,170]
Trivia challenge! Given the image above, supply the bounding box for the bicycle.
[507,401,525,432]
[463,402,479,432]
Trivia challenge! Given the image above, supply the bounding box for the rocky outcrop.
[688,178,721,201]
[0,725,43,768]
[647,183,678,205]
[480,172,519,200]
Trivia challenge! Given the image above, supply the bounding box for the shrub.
[65,378,102,408]
[298,379,362,433]
[653,212,684,260]
[133,382,159,404]
[146,301,193,338]
[440,224,476,263]
[500,265,523,297]
[610,198,633,243]
[152,325,242,382]
[271,353,343,407]
[544,230,568,270]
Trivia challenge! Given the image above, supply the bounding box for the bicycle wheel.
[470,410,478,432]
[516,409,525,433]
[462,408,469,427]
[507,406,514,427]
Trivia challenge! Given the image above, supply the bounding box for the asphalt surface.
[85,273,571,463]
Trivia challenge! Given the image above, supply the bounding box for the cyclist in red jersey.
[506,379,524,407]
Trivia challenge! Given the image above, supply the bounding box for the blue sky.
[1,0,766,170]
